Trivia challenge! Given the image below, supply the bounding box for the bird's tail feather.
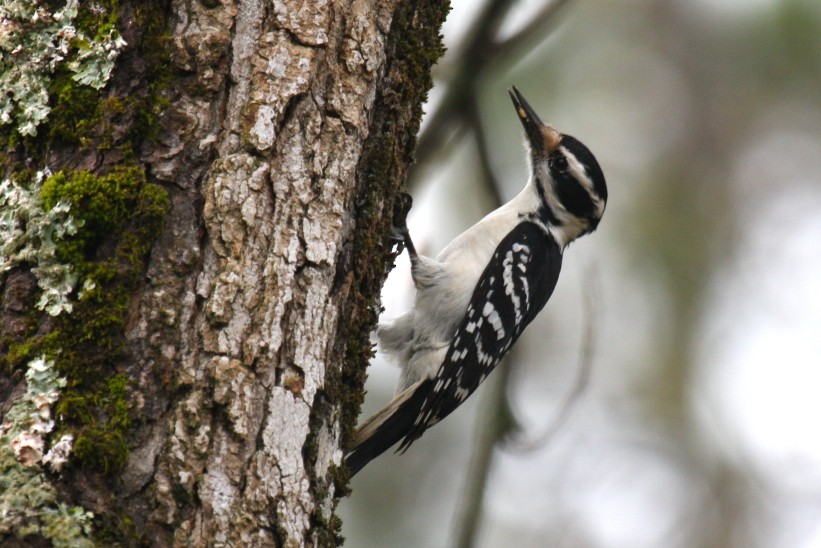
[346,379,430,477]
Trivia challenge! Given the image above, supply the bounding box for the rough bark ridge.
[121,0,448,546]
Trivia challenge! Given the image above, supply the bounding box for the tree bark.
[0,0,448,545]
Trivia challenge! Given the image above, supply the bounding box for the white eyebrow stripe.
[560,146,593,192]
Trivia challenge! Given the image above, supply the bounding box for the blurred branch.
[413,0,573,179]
[451,80,511,548]
[466,89,504,205]
[452,364,516,548]
[493,0,573,57]
[414,0,515,168]
[445,6,582,545]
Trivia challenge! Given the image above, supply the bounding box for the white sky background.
[340,1,821,546]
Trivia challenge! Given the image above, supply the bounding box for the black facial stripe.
[560,135,607,202]
[552,168,596,218]
[532,174,560,225]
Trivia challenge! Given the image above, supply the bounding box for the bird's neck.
[518,179,591,249]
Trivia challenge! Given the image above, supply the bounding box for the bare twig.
[414,0,515,170]
[466,89,504,205]
[492,0,573,58]
[414,0,572,179]
[452,365,516,548]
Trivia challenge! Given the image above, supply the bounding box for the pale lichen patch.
[198,433,241,542]
[273,0,330,46]
[314,422,342,482]
[0,173,85,316]
[0,0,125,136]
[249,104,277,151]
[327,2,390,132]
[0,357,92,545]
[259,388,314,541]
[244,32,316,152]
[201,154,274,362]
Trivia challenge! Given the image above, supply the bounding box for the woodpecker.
[346,86,607,477]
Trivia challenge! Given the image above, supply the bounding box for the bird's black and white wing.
[398,220,563,451]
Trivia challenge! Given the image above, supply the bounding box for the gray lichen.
[0,2,126,540]
[0,171,84,316]
[0,0,126,136]
[0,357,93,546]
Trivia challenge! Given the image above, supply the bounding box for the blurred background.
[339,0,821,546]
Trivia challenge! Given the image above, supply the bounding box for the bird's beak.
[508,86,561,155]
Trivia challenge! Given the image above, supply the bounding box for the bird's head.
[508,86,607,242]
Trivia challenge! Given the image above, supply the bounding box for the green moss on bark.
[0,0,172,478]
[37,167,169,474]
[334,0,449,474]
[310,0,450,543]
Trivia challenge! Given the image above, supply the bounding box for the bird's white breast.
[414,188,537,343]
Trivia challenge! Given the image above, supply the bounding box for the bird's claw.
[389,192,414,253]
[390,225,409,242]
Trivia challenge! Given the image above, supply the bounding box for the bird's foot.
[389,193,414,254]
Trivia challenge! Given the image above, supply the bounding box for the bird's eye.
[552,155,568,171]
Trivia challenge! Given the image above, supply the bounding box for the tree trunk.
[0,0,448,545]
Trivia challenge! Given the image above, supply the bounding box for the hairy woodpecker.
[346,86,607,477]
